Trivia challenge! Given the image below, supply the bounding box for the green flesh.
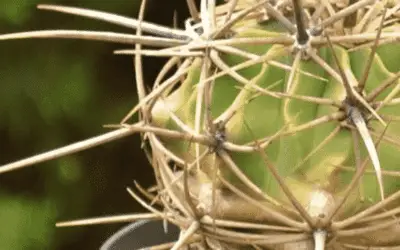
[151,21,400,218]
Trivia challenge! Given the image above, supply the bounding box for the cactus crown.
[1,0,400,249]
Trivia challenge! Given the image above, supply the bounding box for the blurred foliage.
[0,0,193,249]
[0,0,40,25]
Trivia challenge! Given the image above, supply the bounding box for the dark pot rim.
[100,220,180,250]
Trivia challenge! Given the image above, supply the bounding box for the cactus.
[1,0,400,249]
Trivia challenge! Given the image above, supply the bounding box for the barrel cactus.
[1,0,400,249]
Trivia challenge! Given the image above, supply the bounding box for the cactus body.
[149,1,400,248]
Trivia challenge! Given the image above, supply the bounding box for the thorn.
[37,4,189,39]
[323,119,391,226]
[313,229,327,250]
[349,107,385,200]
[333,188,400,229]
[0,30,185,47]
[324,33,387,127]
[286,52,301,93]
[120,59,192,124]
[186,0,200,21]
[223,0,239,24]
[319,0,376,30]
[244,120,315,229]
[55,213,159,227]
[264,1,297,34]
[163,218,169,234]
[358,7,387,93]
[292,0,309,44]
[343,0,359,28]
[134,0,148,113]
[0,127,138,174]
[212,0,270,39]
[171,221,200,250]
[183,162,200,218]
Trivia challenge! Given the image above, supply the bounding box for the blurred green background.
[0,0,193,249]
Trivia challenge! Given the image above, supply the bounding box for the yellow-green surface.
[152,21,400,218]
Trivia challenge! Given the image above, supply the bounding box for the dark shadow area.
[0,0,195,249]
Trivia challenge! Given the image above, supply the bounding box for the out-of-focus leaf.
[0,193,57,250]
[0,0,41,25]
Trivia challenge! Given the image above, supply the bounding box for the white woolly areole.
[306,189,335,218]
